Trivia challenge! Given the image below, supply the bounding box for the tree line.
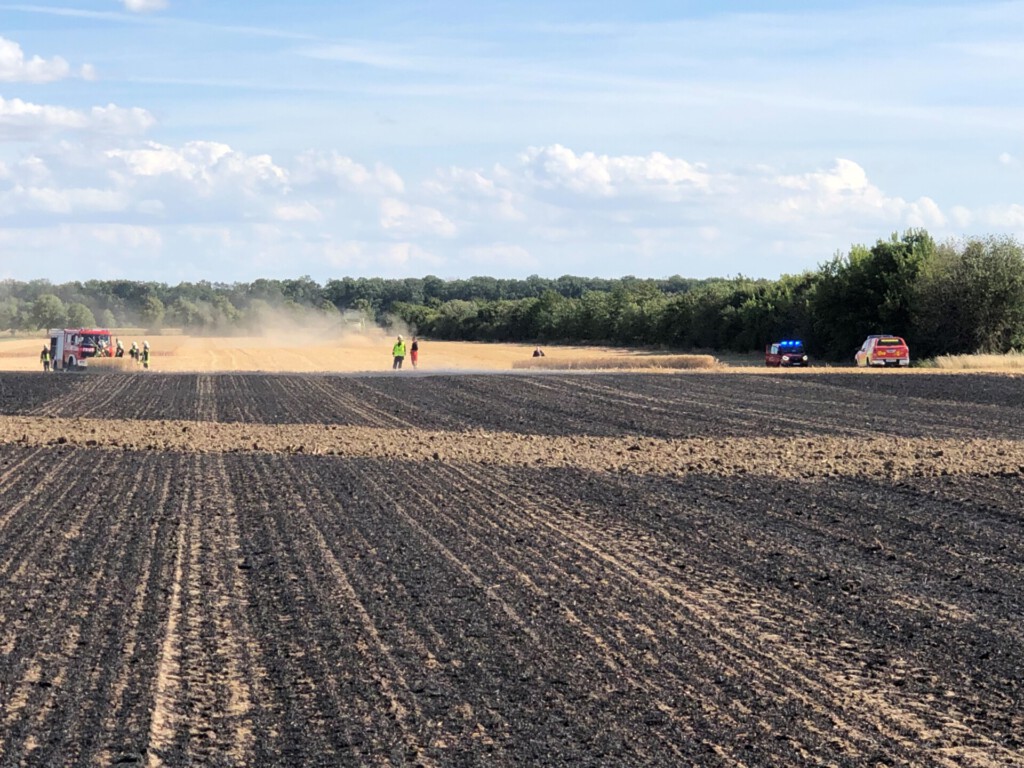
[2,230,1022,360]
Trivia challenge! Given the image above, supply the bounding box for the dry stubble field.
[0,367,1023,766]
[0,332,648,374]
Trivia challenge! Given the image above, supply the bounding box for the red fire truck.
[48,328,114,370]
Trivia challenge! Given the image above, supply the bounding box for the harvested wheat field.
[1,370,1023,766]
[0,331,660,373]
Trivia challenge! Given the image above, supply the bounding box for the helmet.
[143,341,149,348]
[397,335,403,341]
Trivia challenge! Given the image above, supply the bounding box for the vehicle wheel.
[66,356,77,370]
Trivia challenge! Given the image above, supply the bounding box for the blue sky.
[0,1,1022,282]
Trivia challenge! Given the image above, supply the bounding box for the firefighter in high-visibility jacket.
[391,335,406,370]
[40,345,50,372]
[142,341,151,370]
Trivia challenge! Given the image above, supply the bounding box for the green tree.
[140,295,165,330]
[811,230,935,359]
[913,236,1024,355]
[31,294,66,330]
[0,298,19,333]
[65,302,97,328]
[98,308,117,329]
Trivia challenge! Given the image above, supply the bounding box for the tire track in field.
[222,453,424,764]
[388,460,786,765]
[206,375,262,423]
[0,452,115,757]
[92,464,180,766]
[333,460,719,766]
[21,373,138,419]
[709,476,1024,625]
[434,461,1021,766]
[28,458,169,766]
[256,454,696,764]
[441,461,894,761]
[0,452,160,765]
[0,445,48,491]
[145,453,266,766]
[194,374,217,422]
[419,461,896,759]
[144,466,188,768]
[625,374,1024,439]
[546,375,884,439]
[304,377,419,428]
[264,455,441,766]
[288,458,690,765]
[197,453,264,763]
[545,470,1024,762]
[0,449,97,580]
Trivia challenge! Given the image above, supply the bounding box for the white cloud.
[424,166,524,221]
[0,97,155,139]
[0,138,1013,281]
[292,151,404,194]
[977,204,1024,227]
[123,0,168,12]
[905,197,947,229]
[274,201,322,222]
[106,141,287,193]
[765,158,946,228]
[0,185,128,215]
[518,144,711,198]
[89,223,163,249]
[0,37,72,83]
[998,152,1015,166]
[379,197,457,238]
[950,205,974,228]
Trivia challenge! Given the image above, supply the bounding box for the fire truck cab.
[49,328,114,370]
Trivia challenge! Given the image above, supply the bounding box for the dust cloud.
[240,306,412,350]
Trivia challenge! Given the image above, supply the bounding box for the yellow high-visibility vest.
[392,342,406,356]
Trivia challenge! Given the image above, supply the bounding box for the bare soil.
[0,371,1021,766]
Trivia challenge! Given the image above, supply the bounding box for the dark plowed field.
[4,370,1024,438]
[1,371,1022,766]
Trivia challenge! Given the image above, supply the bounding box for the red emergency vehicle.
[765,340,809,367]
[48,328,114,370]
[855,335,910,368]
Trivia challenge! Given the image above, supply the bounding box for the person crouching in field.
[410,337,419,369]
[392,335,406,370]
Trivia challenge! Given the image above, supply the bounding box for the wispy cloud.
[300,43,430,71]
[123,0,166,12]
[0,4,318,39]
